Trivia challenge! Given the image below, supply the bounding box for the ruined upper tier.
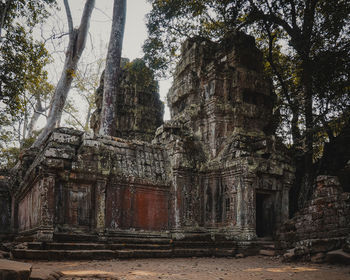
[160,32,277,159]
[91,58,164,142]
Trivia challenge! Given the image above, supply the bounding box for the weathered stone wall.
[91,59,164,142]
[0,172,11,238]
[12,128,171,240]
[276,176,350,259]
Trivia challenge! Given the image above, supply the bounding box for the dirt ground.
[30,256,350,280]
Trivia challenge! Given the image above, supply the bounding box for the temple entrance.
[256,192,274,238]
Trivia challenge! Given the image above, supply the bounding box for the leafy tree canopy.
[0,0,56,168]
[143,0,247,76]
[0,0,56,115]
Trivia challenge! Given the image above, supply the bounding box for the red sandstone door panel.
[56,182,93,231]
[106,184,169,231]
[133,188,168,230]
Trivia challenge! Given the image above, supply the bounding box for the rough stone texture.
[6,32,294,257]
[326,249,350,265]
[276,176,350,261]
[343,235,350,253]
[0,259,32,280]
[0,171,11,240]
[90,58,164,142]
[29,268,61,280]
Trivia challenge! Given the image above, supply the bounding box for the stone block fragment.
[0,259,32,280]
[326,249,350,264]
[259,249,275,256]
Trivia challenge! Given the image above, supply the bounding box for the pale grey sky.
[42,0,171,129]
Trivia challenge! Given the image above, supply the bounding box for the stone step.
[27,242,172,251]
[27,242,106,250]
[0,259,32,280]
[261,244,275,250]
[107,237,171,244]
[53,233,98,242]
[54,233,171,244]
[326,249,350,265]
[118,249,173,258]
[13,248,175,260]
[173,248,213,257]
[109,243,172,250]
[13,249,117,260]
[259,249,276,256]
[12,246,236,260]
[172,248,235,257]
[172,241,236,248]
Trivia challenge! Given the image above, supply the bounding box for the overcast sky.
[44,0,171,124]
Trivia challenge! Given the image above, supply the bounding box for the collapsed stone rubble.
[277,176,350,263]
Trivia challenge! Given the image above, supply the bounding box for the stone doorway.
[256,192,275,238]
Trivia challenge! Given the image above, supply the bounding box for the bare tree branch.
[33,0,95,147]
[0,0,12,43]
[63,0,74,34]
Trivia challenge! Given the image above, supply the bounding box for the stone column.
[236,176,256,240]
[281,186,290,222]
[37,175,55,241]
[10,196,18,234]
[95,180,107,238]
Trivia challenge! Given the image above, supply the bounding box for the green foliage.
[144,0,350,211]
[0,134,37,169]
[0,24,52,113]
[0,0,56,169]
[143,0,247,77]
[0,0,56,29]
[0,0,56,115]
[122,58,158,92]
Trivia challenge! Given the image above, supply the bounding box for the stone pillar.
[95,180,107,237]
[10,196,18,234]
[236,176,256,240]
[172,173,181,230]
[37,175,55,241]
[281,186,290,222]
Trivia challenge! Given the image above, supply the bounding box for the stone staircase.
[172,233,236,257]
[256,238,276,257]
[12,233,173,260]
[12,234,277,260]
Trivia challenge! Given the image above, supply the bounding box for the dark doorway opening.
[256,192,274,238]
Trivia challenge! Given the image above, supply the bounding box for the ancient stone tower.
[90,58,164,142]
[153,32,294,239]
[3,32,295,258]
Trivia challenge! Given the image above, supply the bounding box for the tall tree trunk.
[33,0,95,147]
[27,95,48,138]
[20,105,28,147]
[99,0,127,136]
[84,105,92,131]
[0,0,12,43]
[298,60,315,208]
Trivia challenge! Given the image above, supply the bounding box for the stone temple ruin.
[0,32,348,261]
